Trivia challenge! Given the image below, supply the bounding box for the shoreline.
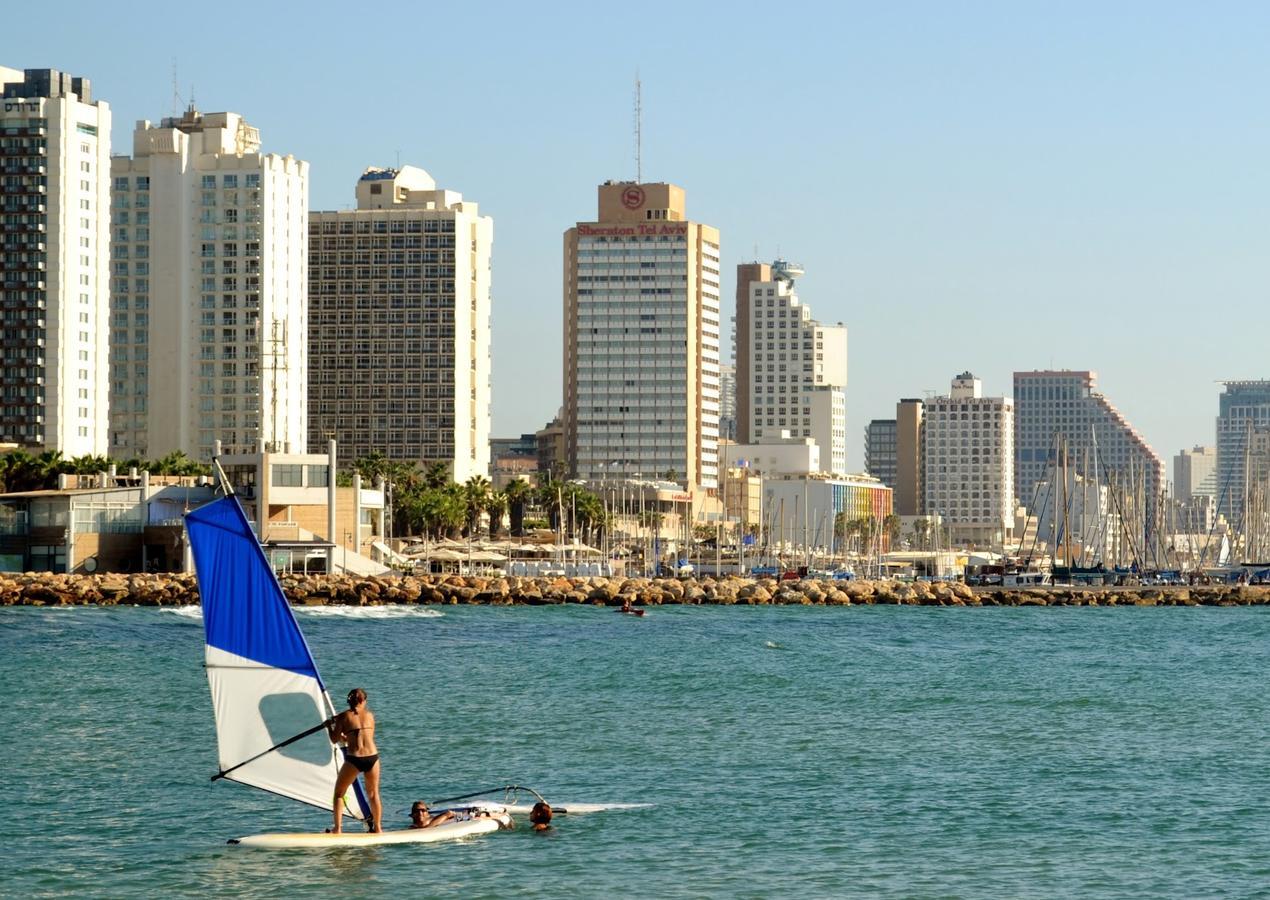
[3,571,1270,608]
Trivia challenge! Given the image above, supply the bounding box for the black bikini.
[346,752,379,773]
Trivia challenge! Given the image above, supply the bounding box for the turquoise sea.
[5,603,1270,898]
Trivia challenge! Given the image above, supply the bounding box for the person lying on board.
[327,688,383,833]
[409,801,455,829]
[529,801,553,831]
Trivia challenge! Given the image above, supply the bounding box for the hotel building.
[922,373,1014,546]
[0,67,110,454]
[110,107,308,461]
[740,260,848,474]
[563,182,721,489]
[1013,370,1163,525]
[308,166,492,481]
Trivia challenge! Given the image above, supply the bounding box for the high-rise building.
[1174,445,1217,502]
[110,107,308,460]
[923,373,1014,546]
[308,166,492,480]
[564,182,721,489]
[1014,370,1163,522]
[0,67,110,454]
[740,260,848,474]
[1216,381,1270,524]
[865,419,897,489]
[718,362,736,441]
[894,398,924,516]
[733,261,769,444]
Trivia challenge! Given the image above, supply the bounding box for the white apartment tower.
[308,166,493,481]
[564,182,721,489]
[110,107,308,461]
[0,67,110,454]
[744,260,848,474]
[922,372,1015,546]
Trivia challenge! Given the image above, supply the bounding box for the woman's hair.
[346,688,367,708]
[529,801,553,825]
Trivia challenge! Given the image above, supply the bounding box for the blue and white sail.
[187,495,368,820]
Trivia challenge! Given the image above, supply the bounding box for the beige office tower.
[564,182,721,489]
[895,398,924,515]
[309,166,492,481]
[733,261,770,444]
[0,67,111,454]
[110,108,308,460]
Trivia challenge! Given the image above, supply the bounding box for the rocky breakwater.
[4,572,1270,608]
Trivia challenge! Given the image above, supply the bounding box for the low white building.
[727,434,819,476]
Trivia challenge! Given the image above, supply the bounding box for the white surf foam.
[159,604,443,620]
[294,605,444,619]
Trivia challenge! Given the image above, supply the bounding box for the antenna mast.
[171,60,180,117]
[634,73,642,183]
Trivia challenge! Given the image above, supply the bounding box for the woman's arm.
[326,712,344,744]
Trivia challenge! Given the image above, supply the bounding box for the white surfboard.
[231,816,503,848]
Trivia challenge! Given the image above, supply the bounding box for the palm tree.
[422,461,451,490]
[485,489,509,537]
[69,454,115,476]
[152,450,207,476]
[417,485,466,540]
[353,451,390,484]
[504,478,534,536]
[462,475,491,537]
[33,450,67,489]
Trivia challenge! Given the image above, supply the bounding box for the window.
[272,464,304,487]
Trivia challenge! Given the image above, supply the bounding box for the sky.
[23,1,1270,478]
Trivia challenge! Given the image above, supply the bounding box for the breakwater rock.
[4,571,1270,608]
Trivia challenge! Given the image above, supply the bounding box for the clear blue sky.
[26,0,1270,477]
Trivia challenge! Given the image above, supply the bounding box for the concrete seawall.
[3,572,1270,608]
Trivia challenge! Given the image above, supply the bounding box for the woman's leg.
[362,761,383,833]
[332,761,358,833]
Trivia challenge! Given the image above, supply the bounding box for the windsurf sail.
[187,495,368,820]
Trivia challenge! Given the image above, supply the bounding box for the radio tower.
[634,73,642,183]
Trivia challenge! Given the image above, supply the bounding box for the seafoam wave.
[160,604,444,620]
[295,605,444,619]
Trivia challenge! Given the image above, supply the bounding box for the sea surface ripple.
[4,604,1270,898]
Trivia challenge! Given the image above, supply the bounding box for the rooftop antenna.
[634,71,642,183]
[170,60,181,117]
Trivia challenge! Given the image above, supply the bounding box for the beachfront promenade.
[3,572,1270,608]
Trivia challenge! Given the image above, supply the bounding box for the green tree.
[485,489,509,537]
[462,475,491,536]
[504,478,534,536]
[422,461,451,490]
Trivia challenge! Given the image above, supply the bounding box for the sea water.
[5,604,1270,898]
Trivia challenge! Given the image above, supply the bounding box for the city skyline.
[16,1,1270,476]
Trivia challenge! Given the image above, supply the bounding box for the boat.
[186,494,510,847]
